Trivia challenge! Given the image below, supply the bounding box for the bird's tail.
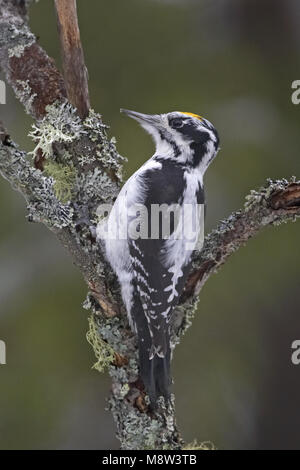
[137,330,171,408]
[132,292,172,408]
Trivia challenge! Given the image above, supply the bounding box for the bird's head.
[121,109,220,174]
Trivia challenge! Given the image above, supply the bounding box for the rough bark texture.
[0,0,66,119]
[0,0,299,450]
[54,0,90,119]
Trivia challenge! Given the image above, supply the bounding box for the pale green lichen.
[86,315,115,373]
[8,40,34,58]
[28,102,84,159]
[77,154,96,167]
[61,150,73,163]
[28,175,74,228]
[0,136,73,229]
[83,287,180,450]
[119,383,130,399]
[14,80,37,115]
[244,188,267,212]
[76,168,117,205]
[171,298,199,347]
[83,109,125,181]
[44,161,76,204]
[27,105,123,217]
[5,20,35,43]
[244,177,294,212]
[99,317,132,358]
[110,394,181,450]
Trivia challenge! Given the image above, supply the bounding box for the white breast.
[96,158,162,321]
[160,170,204,304]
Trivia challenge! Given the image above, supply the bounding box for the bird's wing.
[127,160,203,357]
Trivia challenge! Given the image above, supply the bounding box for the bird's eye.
[170,118,184,129]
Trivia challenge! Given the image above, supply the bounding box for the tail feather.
[137,332,171,408]
[132,293,172,407]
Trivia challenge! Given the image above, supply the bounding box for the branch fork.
[0,0,299,450]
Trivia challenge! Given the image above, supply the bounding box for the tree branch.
[0,119,40,199]
[54,0,90,119]
[171,178,300,338]
[0,0,299,451]
[185,179,300,302]
[0,0,66,119]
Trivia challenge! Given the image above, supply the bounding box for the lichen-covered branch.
[1,0,300,451]
[188,179,300,296]
[0,0,66,119]
[172,178,300,338]
[0,120,38,199]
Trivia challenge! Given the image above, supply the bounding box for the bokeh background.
[0,0,300,450]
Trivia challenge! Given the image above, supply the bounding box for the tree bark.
[54,0,90,119]
[0,0,299,450]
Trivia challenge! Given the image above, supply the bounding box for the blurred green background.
[0,0,300,449]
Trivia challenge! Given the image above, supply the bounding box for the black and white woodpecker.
[96,109,220,407]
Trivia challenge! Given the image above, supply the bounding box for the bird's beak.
[120,109,162,128]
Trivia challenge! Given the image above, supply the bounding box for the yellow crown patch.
[180,112,203,121]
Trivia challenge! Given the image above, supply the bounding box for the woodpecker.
[97,109,220,407]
